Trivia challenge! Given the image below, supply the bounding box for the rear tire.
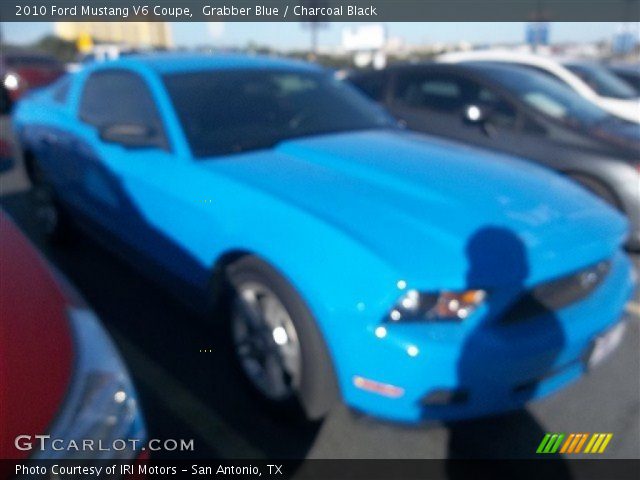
[223,255,339,421]
[28,154,74,244]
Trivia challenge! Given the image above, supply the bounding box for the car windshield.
[480,65,612,127]
[163,69,396,158]
[565,63,638,99]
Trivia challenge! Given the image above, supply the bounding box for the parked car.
[1,51,65,102]
[0,82,14,173]
[0,122,14,173]
[0,210,146,459]
[13,54,634,423]
[607,64,640,95]
[438,50,640,123]
[346,62,640,250]
[67,45,142,72]
[564,60,640,104]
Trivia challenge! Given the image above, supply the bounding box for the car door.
[389,70,527,153]
[36,77,80,198]
[70,70,174,251]
[389,70,474,142]
[72,69,212,295]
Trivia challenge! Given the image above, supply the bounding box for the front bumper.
[340,251,634,423]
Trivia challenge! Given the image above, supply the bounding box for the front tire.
[224,256,339,420]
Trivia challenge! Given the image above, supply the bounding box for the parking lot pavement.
[1,182,639,464]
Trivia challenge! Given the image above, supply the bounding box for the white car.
[438,50,640,124]
[66,45,140,72]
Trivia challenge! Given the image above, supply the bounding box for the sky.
[0,22,626,50]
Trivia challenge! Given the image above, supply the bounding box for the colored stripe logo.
[537,433,613,454]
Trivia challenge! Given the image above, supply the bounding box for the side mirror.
[462,104,499,137]
[99,123,162,149]
[462,104,488,124]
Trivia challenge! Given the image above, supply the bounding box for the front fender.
[206,179,403,332]
[119,164,405,391]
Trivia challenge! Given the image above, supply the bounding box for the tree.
[32,35,78,62]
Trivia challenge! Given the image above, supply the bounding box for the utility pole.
[301,0,328,60]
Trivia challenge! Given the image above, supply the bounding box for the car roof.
[347,62,566,99]
[348,61,518,79]
[102,53,322,75]
[462,61,539,76]
[348,62,477,76]
[437,49,555,65]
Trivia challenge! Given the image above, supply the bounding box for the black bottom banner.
[4,459,640,480]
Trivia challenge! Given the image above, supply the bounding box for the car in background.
[12,54,634,423]
[438,50,640,123]
[0,78,14,173]
[1,51,65,102]
[607,64,640,95]
[346,62,640,250]
[67,45,142,72]
[0,210,146,459]
[564,60,640,104]
[0,118,14,173]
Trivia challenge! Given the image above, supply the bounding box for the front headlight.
[33,307,146,460]
[387,289,486,322]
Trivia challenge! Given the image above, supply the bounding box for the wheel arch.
[206,248,342,419]
[206,248,254,310]
[562,170,624,212]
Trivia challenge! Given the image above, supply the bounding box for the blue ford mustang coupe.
[13,55,634,423]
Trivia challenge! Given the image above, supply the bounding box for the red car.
[2,52,65,102]
[0,211,146,461]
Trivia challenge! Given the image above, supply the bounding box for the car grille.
[501,260,611,324]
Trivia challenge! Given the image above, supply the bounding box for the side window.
[394,73,469,113]
[521,116,548,136]
[475,87,518,130]
[79,70,167,147]
[350,74,386,102]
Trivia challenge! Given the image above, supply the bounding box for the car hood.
[202,130,627,288]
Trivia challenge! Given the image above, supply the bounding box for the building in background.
[54,22,172,49]
[342,24,387,68]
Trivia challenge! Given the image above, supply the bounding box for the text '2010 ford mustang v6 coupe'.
[13,54,635,423]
